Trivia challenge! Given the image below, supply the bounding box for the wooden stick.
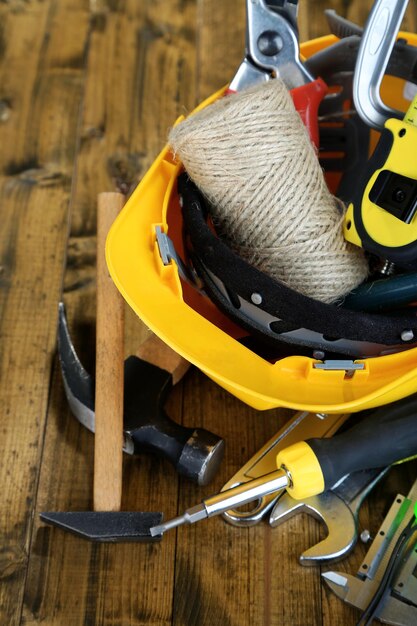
[136,334,190,386]
[94,192,125,512]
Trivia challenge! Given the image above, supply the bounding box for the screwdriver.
[150,394,417,537]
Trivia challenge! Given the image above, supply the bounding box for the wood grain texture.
[0,0,89,623]
[136,334,190,385]
[22,1,197,624]
[94,192,125,512]
[1,0,416,625]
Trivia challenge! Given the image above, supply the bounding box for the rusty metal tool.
[270,466,390,564]
[41,192,163,541]
[57,302,224,486]
[323,477,417,625]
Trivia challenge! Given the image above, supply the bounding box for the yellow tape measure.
[344,95,417,268]
[404,94,417,127]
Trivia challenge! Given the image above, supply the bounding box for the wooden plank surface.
[22,2,195,624]
[0,1,89,623]
[0,1,416,625]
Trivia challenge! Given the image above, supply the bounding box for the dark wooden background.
[1,1,417,624]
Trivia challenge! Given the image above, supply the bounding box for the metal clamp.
[353,0,409,129]
[155,226,202,289]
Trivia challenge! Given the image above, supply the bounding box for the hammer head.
[57,302,224,485]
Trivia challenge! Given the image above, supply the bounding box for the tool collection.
[42,0,417,623]
[220,410,350,526]
[323,477,417,625]
[150,397,417,536]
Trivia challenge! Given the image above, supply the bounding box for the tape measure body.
[344,97,417,268]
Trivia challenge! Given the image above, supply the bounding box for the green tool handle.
[308,394,417,490]
[343,272,417,312]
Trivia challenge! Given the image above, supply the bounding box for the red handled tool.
[228,0,327,148]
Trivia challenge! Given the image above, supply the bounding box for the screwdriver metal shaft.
[150,468,289,536]
[152,392,417,537]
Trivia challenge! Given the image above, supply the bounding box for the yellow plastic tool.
[106,34,417,414]
[344,94,417,265]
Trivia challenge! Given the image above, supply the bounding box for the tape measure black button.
[369,170,417,224]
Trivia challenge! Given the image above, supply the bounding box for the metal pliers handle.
[229,0,327,147]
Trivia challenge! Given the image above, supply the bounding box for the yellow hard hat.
[106,34,417,414]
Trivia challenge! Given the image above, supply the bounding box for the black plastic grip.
[305,36,417,85]
[307,393,417,489]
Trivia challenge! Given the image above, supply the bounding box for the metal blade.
[57,302,95,433]
[57,303,135,454]
[40,511,163,542]
[322,570,417,623]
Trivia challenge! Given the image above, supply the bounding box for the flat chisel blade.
[40,511,163,542]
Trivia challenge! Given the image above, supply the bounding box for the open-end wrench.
[150,397,417,537]
[269,466,390,564]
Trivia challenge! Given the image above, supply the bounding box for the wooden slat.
[22,1,199,624]
[0,2,50,172]
[94,192,125,512]
[0,1,89,624]
[299,0,417,40]
[195,0,245,103]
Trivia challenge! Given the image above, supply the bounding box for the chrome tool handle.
[353,0,409,129]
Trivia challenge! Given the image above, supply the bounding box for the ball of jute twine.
[169,79,368,304]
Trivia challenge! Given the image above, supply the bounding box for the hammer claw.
[58,302,95,432]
